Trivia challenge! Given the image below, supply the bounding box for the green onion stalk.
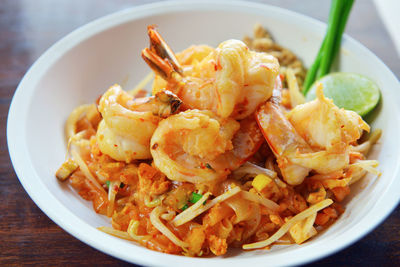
[303,0,354,95]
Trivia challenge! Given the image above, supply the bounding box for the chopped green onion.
[180,192,206,211]
[106,181,124,188]
[189,192,203,204]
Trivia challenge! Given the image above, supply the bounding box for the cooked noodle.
[243,199,333,249]
[56,24,381,257]
[150,206,189,248]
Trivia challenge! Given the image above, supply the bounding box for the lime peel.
[305,72,380,117]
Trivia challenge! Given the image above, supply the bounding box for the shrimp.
[287,83,370,153]
[256,77,312,185]
[150,110,264,183]
[256,81,370,185]
[97,84,181,162]
[142,26,279,120]
[286,83,369,172]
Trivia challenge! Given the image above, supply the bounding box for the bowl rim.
[7,0,400,266]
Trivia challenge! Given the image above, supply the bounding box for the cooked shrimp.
[97,84,181,162]
[256,81,370,185]
[285,83,369,173]
[256,77,312,185]
[288,83,370,153]
[150,110,264,183]
[142,26,279,120]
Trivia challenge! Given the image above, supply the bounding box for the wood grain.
[1,0,398,266]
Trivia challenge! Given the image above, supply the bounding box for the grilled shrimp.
[256,81,369,185]
[97,84,181,162]
[142,26,279,120]
[150,110,264,183]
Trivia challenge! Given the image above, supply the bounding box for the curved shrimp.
[286,83,369,171]
[256,81,370,185]
[97,84,181,162]
[256,77,312,185]
[287,83,370,153]
[142,26,279,120]
[150,110,264,183]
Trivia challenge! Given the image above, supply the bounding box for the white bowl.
[7,1,400,266]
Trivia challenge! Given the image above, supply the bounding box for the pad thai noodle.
[56,24,381,257]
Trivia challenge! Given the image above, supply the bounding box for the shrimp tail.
[142,48,177,80]
[144,26,183,75]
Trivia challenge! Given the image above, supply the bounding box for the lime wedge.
[305,72,380,117]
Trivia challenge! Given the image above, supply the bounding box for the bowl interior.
[8,1,400,266]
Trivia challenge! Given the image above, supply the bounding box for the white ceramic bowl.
[7,1,400,266]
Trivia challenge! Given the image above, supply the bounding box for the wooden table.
[1,0,399,266]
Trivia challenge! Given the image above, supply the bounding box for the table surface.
[1,0,399,266]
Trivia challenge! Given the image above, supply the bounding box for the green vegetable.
[305,72,380,117]
[180,192,206,211]
[327,0,354,76]
[303,0,354,94]
[317,0,344,78]
[105,181,124,189]
[189,192,203,204]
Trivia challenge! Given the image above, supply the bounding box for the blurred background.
[3,0,399,71]
[1,0,399,266]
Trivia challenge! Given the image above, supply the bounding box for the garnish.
[105,181,124,189]
[180,192,206,211]
[303,0,354,94]
[305,72,380,117]
[189,192,204,204]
